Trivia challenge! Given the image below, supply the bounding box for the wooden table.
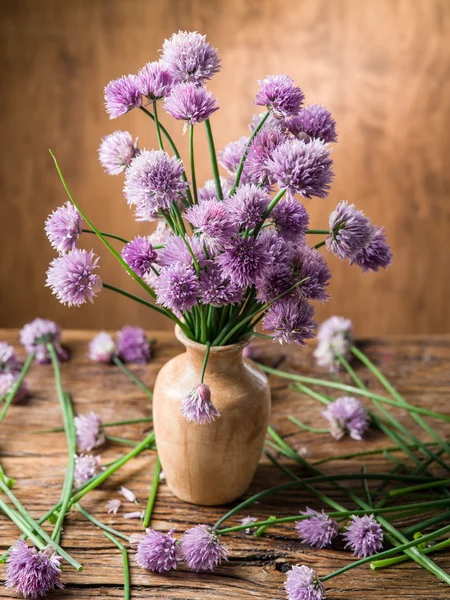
[1,330,450,599]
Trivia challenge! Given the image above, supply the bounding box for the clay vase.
[152,326,271,506]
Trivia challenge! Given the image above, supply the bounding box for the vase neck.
[184,343,245,377]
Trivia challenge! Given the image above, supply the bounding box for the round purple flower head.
[136,61,174,100]
[0,342,21,374]
[89,331,116,364]
[326,201,373,260]
[155,263,199,313]
[181,383,220,424]
[74,411,105,452]
[186,200,236,253]
[246,128,287,186]
[255,74,304,118]
[121,236,157,278]
[74,454,101,487]
[0,372,29,404]
[286,104,337,143]
[6,540,64,600]
[350,226,393,272]
[157,235,207,269]
[198,177,230,202]
[285,565,325,600]
[219,136,249,176]
[296,508,339,548]
[343,514,383,557]
[290,245,331,302]
[271,198,309,241]
[124,150,188,220]
[181,525,227,572]
[314,315,353,372]
[20,318,68,364]
[117,326,151,364]
[268,138,333,199]
[148,219,171,246]
[46,248,102,307]
[104,74,142,119]
[217,236,268,288]
[164,83,219,127]
[199,265,244,307]
[161,31,221,85]
[98,131,140,175]
[263,298,316,345]
[226,184,269,230]
[322,396,369,441]
[135,528,180,573]
[45,201,82,255]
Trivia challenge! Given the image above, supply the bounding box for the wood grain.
[1,0,450,334]
[0,330,449,598]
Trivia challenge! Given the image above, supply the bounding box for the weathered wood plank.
[0,331,449,598]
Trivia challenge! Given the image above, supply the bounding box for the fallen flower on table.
[285,565,325,600]
[135,528,180,573]
[0,372,29,405]
[89,331,116,363]
[343,514,384,558]
[74,454,102,487]
[181,525,228,572]
[313,315,353,372]
[20,318,68,365]
[106,498,121,515]
[296,508,339,549]
[0,341,21,373]
[123,510,144,519]
[322,396,369,441]
[75,411,105,452]
[120,486,138,503]
[117,325,151,364]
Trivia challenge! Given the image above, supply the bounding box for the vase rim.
[175,325,252,353]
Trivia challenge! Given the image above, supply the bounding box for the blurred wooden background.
[1,0,449,335]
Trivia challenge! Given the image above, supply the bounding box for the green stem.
[0,352,35,423]
[288,416,329,434]
[312,442,440,466]
[103,532,130,600]
[314,240,326,249]
[112,356,153,398]
[0,501,47,550]
[189,124,198,203]
[257,363,450,422]
[76,504,129,541]
[229,112,270,196]
[254,515,276,537]
[371,536,450,569]
[82,228,129,244]
[391,478,450,497]
[143,456,161,528]
[204,119,223,200]
[252,188,287,237]
[152,101,164,151]
[200,342,211,383]
[105,435,140,447]
[306,229,329,235]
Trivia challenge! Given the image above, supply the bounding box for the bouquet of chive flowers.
[45,30,392,424]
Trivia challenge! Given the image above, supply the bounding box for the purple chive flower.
[106,499,121,514]
[104,74,142,119]
[263,298,316,345]
[285,565,325,600]
[255,74,304,118]
[296,508,339,548]
[322,396,369,441]
[350,226,393,272]
[6,540,64,600]
[161,31,220,84]
[0,342,21,374]
[89,331,116,364]
[45,201,83,254]
[217,236,268,288]
[136,61,174,100]
[46,249,102,307]
[120,486,137,503]
[256,264,295,303]
[198,177,230,202]
[186,200,236,253]
[164,83,219,127]
[0,372,29,404]
[343,514,383,557]
[259,228,290,263]
[219,136,249,175]
[74,411,105,452]
[121,236,157,278]
[136,528,180,573]
[124,150,188,220]
[74,454,101,487]
[180,383,220,424]
[268,138,333,199]
[240,516,258,534]
[226,184,269,230]
[198,265,244,306]
[271,198,309,241]
[98,130,140,175]
[286,104,337,143]
[116,326,151,364]
[148,219,171,246]
[290,245,331,302]
[326,201,373,260]
[245,128,287,186]
[157,235,207,269]
[181,525,227,572]
[155,264,199,313]
[314,315,353,372]
[20,318,68,364]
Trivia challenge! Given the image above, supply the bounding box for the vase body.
[153,327,271,506]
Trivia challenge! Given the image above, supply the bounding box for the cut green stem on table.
[311,442,440,466]
[34,416,153,434]
[0,501,47,551]
[288,416,329,434]
[0,351,35,424]
[103,531,131,600]
[76,504,130,542]
[143,455,161,528]
[112,356,153,398]
[371,536,450,569]
[402,510,450,537]
[105,435,140,447]
[390,478,450,497]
